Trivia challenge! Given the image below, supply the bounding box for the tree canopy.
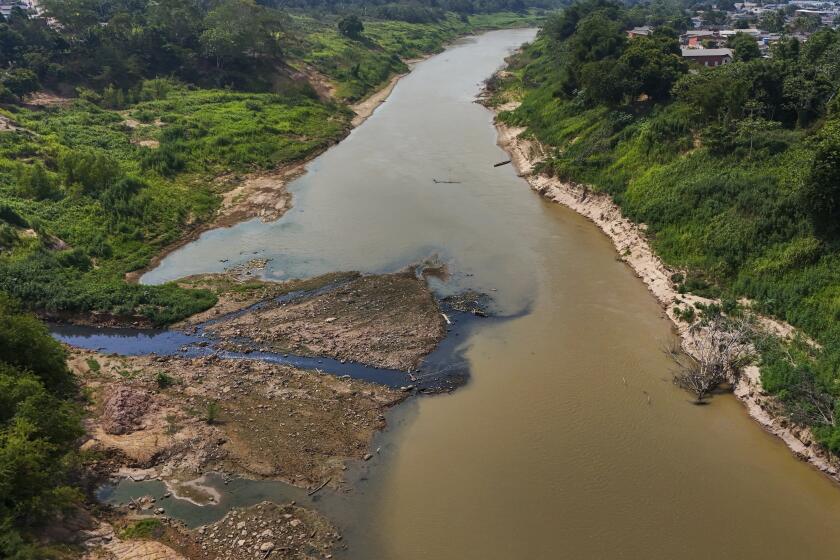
[0,295,82,559]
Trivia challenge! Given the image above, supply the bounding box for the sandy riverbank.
[490,100,840,483]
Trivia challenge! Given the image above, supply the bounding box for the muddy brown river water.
[140,29,840,559]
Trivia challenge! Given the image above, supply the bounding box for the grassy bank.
[0,12,538,327]
[490,10,840,450]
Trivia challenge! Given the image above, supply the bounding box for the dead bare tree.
[666,317,755,404]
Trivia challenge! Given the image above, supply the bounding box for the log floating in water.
[493,159,511,167]
[432,179,461,184]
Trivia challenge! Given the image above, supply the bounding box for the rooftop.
[681,47,734,57]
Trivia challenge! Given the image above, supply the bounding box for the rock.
[363,453,373,461]
[260,542,274,552]
[101,386,152,435]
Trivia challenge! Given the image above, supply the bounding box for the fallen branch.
[307,477,331,496]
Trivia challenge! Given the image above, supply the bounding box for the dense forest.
[264,0,560,22]
[0,295,83,559]
[492,0,840,450]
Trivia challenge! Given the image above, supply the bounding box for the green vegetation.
[0,3,538,325]
[264,0,559,24]
[205,400,221,424]
[494,0,840,451]
[0,295,83,559]
[155,371,176,389]
[286,12,542,100]
[85,358,101,374]
[119,518,164,540]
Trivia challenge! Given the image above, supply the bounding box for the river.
[136,29,840,559]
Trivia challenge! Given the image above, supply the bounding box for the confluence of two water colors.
[72,28,840,560]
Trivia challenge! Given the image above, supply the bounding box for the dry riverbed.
[73,267,452,559]
[73,349,400,559]
[204,271,446,371]
[82,502,338,560]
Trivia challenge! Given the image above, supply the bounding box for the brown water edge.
[338,201,840,560]
[492,104,840,488]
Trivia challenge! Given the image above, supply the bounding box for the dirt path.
[490,100,840,483]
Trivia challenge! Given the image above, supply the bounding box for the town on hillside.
[628,0,840,66]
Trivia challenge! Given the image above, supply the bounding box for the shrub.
[120,519,164,540]
[204,401,220,424]
[155,371,175,388]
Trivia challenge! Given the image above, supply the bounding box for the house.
[794,8,838,25]
[681,47,734,67]
[719,28,761,39]
[0,0,37,18]
[683,30,722,47]
[627,25,653,38]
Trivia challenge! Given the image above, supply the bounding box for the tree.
[787,13,821,34]
[0,295,83,558]
[618,30,687,101]
[673,63,752,122]
[544,0,622,44]
[667,317,754,403]
[15,163,59,201]
[701,9,727,26]
[40,0,109,37]
[568,12,626,63]
[580,59,633,105]
[759,9,785,33]
[728,32,761,62]
[338,15,364,40]
[0,23,24,65]
[803,125,840,236]
[200,0,282,69]
[0,68,38,98]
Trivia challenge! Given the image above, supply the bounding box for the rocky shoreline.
[488,99,840,484]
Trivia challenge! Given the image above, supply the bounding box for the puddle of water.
[97,474,309,528]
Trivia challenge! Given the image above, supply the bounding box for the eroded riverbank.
[489,98,840,484]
